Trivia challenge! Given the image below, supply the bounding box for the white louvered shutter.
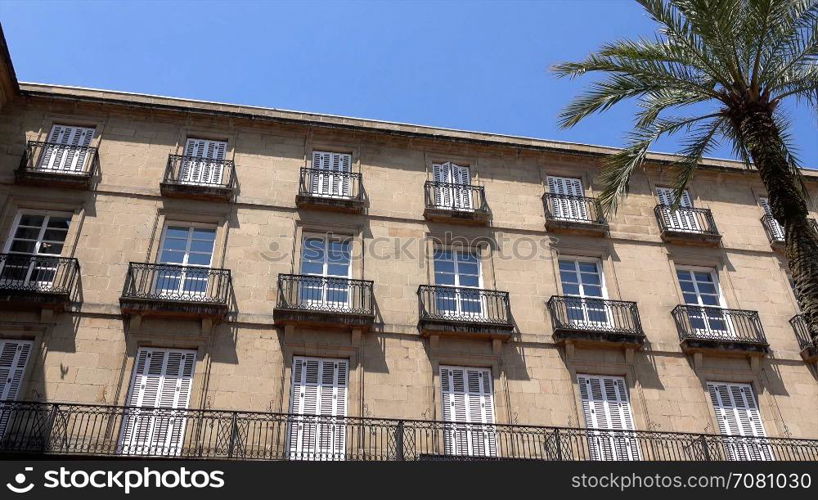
[578,374,639,461]
[182,138,227,185]
[759,198,785,241]
[119,348,195,456]
[432,162,451,208]
[41,125,94,172]
[312,151,352,197]
[440,366,496,457]
[0,340,32,401]
[451,163,472,210]
[657,187,698,231]
[0,340,33,439]
[548,176,587,220]
[289,357,348,460]
[707,382,772,461]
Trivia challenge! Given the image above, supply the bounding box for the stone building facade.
[0,27,816,459]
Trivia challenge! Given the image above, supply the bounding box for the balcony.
[654,205,721,246]
[672,305,768,357]
[15,141,98,189]
[547,296,644,349]
[119,263,232,328]
[423,182,490,225]
[0,254,80,313]
[295,168,365,213]
[790,314,818,363]
[0,400,816,461]
[761,214,785,248]
[417,285,513,341]
[160,154,237,201]
[274,274,374,329]
[542,194,607,236]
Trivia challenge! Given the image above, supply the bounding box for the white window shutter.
[41,125,94,171]
[181,139,226,185]
[119,348,195,456]
[432,163,451,207]
[707,382,771,460]
[289,356,348,460]
[0,340,33,400]
[578,374,639,461]
[548,176,586,220]
[440,366,496,457]
[657,187,697,230]
[759,198,785,240]
[451,163,472,209]
[0,340,33,439]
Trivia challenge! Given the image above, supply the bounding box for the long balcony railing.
[655,205,720,238]
[547,296,643,339]
[17,141,99,186]
[543,194,606,225]
[275,274,374,317]
[1,401,816,461]
[423,181,491,219]
[672,305,767,346]
[418,285,511,326]
[121,263,232,305]
[0,254,80,297]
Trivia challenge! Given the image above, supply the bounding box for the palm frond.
[596,113,721,213]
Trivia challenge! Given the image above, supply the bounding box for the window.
[656,187,700,231]
[433,248,483,318]
[180,138,227,186]
[154,225,216,298]
[299,235,351,307]
[578,374,639,461]
[547,176,587,221]
[288,357,348,460]
[311,151,352,197]
[432,161,472,210]
[707,382,772,460]
[1,211,72,287]
[676,267,729,334]
[759,197,785,240]
[440,366,496,457]
[559,258,610,327]
[118,348,195,456]
[0,340,33,438]
[39,124,95,172]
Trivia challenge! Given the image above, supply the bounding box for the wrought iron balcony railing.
[161,155,237,200]
[543,193,606,226]
[423,182,489,216]
[418,285,511,326]
[654,205,720,241]
[672,305,767,347]
[298,168,362,199]
[16,141,99,187]
[0,401,816,461]
[761,214,785,244]
[547,296,644,344]
[0,254,80,297]
[790,314,814,349]
[121,263,232,305]
[275,274,374,317]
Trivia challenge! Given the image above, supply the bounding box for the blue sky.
[2,0,816,166]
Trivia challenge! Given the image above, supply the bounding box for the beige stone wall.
[0,93,817,442]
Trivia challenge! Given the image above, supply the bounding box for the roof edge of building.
[17,82,818,178]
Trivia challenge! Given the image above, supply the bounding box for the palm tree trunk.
[737,108,818,341]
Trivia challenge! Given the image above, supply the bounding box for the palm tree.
[553,0,818,340]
